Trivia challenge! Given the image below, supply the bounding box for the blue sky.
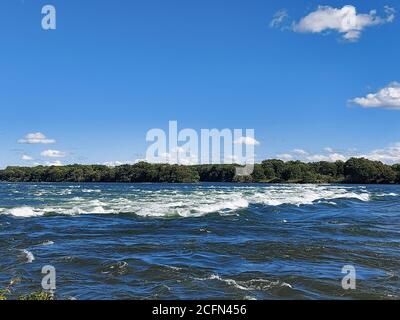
[0,0,399,167]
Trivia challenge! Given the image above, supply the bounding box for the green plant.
[0,289,10,300]
[18,291,54,301]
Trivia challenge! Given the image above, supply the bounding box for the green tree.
[393,164,400,183]
[251,164,266,182]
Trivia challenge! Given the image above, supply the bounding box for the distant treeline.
[0,158,399,184]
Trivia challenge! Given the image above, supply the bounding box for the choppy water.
[0,183,399,300]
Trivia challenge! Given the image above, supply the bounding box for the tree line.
[0,158,399,184]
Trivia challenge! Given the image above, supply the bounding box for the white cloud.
[234,137,260,146]
[103,160,138,167]
[306,153,347,162]
[279,149,347,163]
[18,132,56,144]
[21,154,34,161]
[270,9,289,28]
[41,150,66,158]
[291,5,395,41]
[359,143,400,164]
[277,143,400,164]
[277,153,293,161]
[45,160,63,167]
[351,82,400,109]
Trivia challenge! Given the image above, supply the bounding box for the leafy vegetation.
[0,158,398,184]
[0,288,54,301]
[18,291,54,301]
[0,289,9,300]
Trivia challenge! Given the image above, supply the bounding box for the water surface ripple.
[0,183,399,300]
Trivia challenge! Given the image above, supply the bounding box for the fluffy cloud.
[103,160,138,167]
[272,5,395,41]
[359,143,400,164]
[351,82,400,109]
[45,160,63,167]
[306,153,347,162]
[234,137,260,146]
[278,149,347,162]
[41,150,66,158]
[18,132,56,144]
[21,154,34,161]
[277,153,294,161]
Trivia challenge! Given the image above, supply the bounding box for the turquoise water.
[0,183,399,299]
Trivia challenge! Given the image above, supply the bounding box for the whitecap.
[164,265,182,271]
[63,206,113,215]
[376,192,398,197]
[244,295,257,300]
[21,249,35,263]
[0,184,375,218]
[196,274,293,292]
[40,240,54,246]
[208,274,250,291]
[82,189,101,193]
[5,207,44,217]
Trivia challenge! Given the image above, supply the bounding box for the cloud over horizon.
[44,160,63,167]
[276,143,400,164]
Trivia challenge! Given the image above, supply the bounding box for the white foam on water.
[21,249,35,263]
[247,186,370,206]
[164,265,183,271]
[61,205,114,215]
[4,207,42,217]
[0,184,377,218]
[40,240,54,246]
[208,274,250,291]
[376,192,398,197]
[196,274,292,292]
[82,189,101,193]
[59,189,73,195]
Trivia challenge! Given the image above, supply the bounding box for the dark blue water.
[0,183,399,299]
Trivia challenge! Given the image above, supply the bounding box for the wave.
[5,207,43,217]
[0,185,380,218]
[375,192,398,197]
[82,189,101,193]
[195,274,292,291]
[40,240,54,246]
[21,249,35,263]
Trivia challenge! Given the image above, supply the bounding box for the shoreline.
[0,181,399,186]
[1,158,399,185]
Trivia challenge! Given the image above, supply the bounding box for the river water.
[0,183,399,299]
